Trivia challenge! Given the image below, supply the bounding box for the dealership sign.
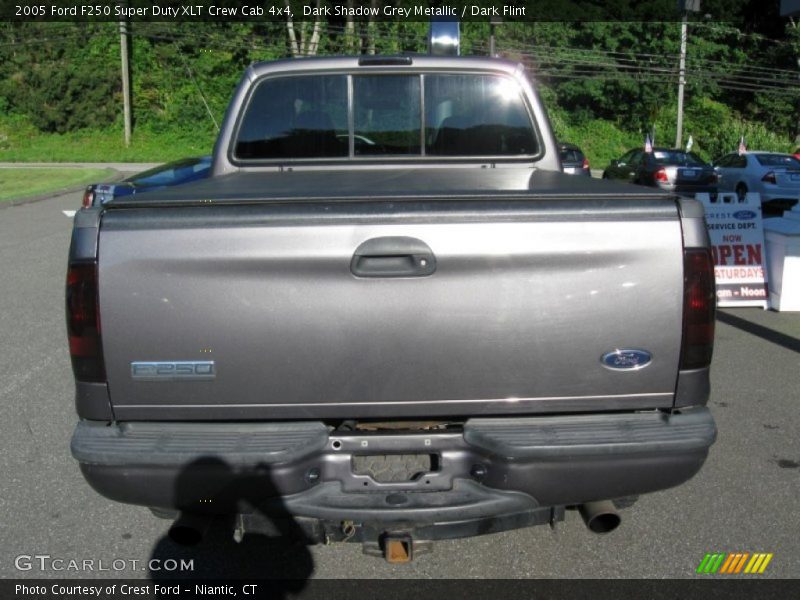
[695,193,769,308]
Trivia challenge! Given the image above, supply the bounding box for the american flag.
[737,136,746,155]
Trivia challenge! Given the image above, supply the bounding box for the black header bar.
[3,1,714,22]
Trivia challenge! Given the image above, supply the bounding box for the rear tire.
[735,183,748,201]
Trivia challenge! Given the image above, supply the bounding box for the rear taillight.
[81,187,95,209]
[655,168,669,183]
[582,157,590,170]
[681,249,716,370]
[66,262,106,382]
[761,171,776,185]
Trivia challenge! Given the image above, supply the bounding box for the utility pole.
[675,0,701,149]
[675,11,688,149]
[489,17,502,57]
[119,20,132,147]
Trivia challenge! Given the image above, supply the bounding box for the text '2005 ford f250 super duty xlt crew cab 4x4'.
[67,54,717,562]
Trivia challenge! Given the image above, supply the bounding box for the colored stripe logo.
[696,552,773,574]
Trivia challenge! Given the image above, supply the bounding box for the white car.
[713,152,800,207]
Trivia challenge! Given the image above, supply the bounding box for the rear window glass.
[651,151,705,166]
[235,75,348,159]
[755,154,800,168]
[559,149,584,163]
[425,74,536,156]
[234,72,537,160]
[354,75,421,156]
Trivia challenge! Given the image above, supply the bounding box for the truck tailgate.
[99,198,683,420]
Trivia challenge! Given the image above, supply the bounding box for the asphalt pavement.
[0,189,798,580]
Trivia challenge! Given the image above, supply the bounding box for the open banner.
[695,193,769,308]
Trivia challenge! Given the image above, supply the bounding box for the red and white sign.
[695,192,769,308]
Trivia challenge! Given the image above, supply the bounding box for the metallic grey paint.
[99,197,684,420]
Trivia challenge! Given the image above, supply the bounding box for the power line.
[497,40,800,81]
[2,22,796,111]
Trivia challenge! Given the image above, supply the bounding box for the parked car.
[713,152,800,213]
[81,155,211,208]
[602,147,717,196]
[558,142,591,176]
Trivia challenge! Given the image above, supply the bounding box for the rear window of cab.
[754,154,800,168]
[233,73,539,161]
[651,151,705,166]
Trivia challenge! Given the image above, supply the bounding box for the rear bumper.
[759,187,800,202]
[72,408,716,537]
[656,183,717,196]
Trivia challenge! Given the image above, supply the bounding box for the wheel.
[735,183,748,201]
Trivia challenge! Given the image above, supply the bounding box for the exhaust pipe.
[168,513,212,546]
[579,501,621,534]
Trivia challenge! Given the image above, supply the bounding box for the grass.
[0,168,116,202]
[0,116,214,163]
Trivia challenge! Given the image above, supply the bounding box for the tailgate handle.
[351,237,436,278]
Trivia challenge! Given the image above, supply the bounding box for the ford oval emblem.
[733,210,756,220]
[601,349,652,371]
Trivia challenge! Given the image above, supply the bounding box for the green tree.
[0,23,118,133]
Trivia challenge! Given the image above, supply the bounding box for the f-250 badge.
[601,350,652,371]
[131,361,215,380]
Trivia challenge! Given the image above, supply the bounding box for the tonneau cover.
[106,167,672,207]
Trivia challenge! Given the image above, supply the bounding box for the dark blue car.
[82,155,211,208]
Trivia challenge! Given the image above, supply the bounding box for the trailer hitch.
[362,532,432,563]
[382,533,414,564]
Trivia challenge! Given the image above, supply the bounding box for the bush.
[0,24,119,133]
[651,97,793,162]
[557,119,642,170]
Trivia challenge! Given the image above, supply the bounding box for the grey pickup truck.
[67,54,717,562]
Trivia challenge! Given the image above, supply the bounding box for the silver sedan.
[713,151,800,203]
